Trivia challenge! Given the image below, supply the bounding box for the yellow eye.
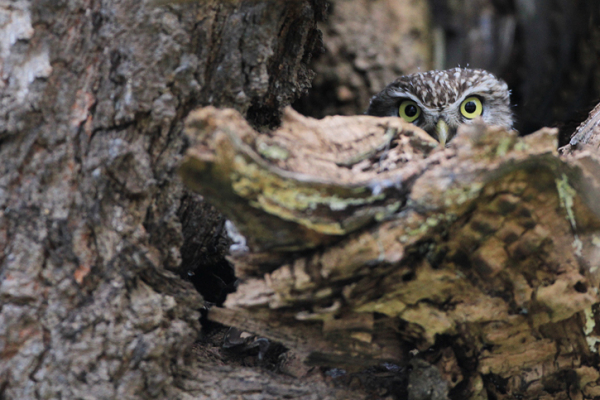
[460,96,483,119]
[399,100,421,123]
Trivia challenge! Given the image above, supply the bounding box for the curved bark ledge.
[181,106,438,251]
[182,106,600,399]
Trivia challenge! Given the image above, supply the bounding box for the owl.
[366,68,513,145]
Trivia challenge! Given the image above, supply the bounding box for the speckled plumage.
[367,68,513,144]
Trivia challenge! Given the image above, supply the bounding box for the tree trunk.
[0,0,364,398]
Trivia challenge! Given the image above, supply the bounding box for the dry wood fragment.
[181,106,600,399]
[181,106,438,251]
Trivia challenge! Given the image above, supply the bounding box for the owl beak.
[435,119,450,147]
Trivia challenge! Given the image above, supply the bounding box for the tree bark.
[181,105,600,400]
[0,0,363,399]
[293,0,433,118]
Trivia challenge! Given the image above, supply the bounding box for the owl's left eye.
[460,96,483,119]
[399,100,421,123]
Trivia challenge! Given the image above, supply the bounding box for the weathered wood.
[181,106,437,251]
[183,105,600,399]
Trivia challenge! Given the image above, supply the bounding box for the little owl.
[366,68,513,145]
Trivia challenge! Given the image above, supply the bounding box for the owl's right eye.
[399,100,421,123]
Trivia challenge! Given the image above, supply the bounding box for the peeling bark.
[182,106,600,399]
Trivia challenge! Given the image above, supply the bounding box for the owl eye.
[460,96,483,119]
[399,100,421,123]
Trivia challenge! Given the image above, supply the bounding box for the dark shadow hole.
[574,281,588,293]
[402,271,416,282]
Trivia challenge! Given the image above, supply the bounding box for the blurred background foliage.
[293,0,600,145]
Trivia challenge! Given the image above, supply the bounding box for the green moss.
[355,298,408,316]
[555,174,581,254]
[374,202,402,221]
[584,306,600,353]
[513,140,529,152]
[555,174,577,230]
[229,154,391,234]
[405,213,454,237]
[444,182,484,207]
[495,137,513,157]
[257,142,290,160]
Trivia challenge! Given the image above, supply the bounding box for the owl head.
[366,68,513,145]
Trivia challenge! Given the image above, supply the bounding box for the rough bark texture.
[293,0,433,118]
[0,0,364,399]
[182,106,600,400]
